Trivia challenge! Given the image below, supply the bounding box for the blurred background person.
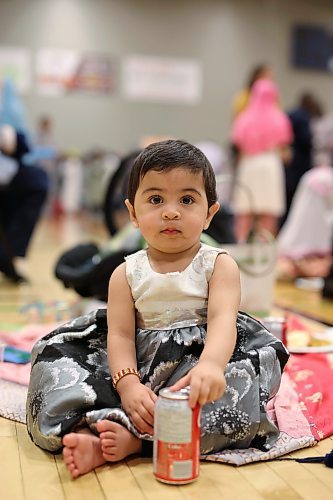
[232,63,273,119]
[33,115,61,216]
[230,64,275,187]
[35,115,54,147]
[0,76,49,281]
[280,92,323,227]
[312,105,333,164]
[231,78,293,242]
[278,152,333,280]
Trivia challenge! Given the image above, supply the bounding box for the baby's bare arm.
[171,254,240,407]
[107,264,157,433]
[201,253,240,368]
[107,263,137,375]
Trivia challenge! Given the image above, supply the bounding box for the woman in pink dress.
[231,79,293,242]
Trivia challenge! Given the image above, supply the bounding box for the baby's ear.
[125,199,139,227]
[204,202,220,229]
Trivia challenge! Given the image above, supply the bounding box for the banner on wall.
[0,47,31,93]
[36,49,116,96]
[122,55,202,104]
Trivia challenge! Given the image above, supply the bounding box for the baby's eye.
[149,195,163,205]
[181,196,194,205]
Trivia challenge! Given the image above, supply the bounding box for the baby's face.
[125,167,219,255]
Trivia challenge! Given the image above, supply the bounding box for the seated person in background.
[277,152,333,280]
[0,75,49,281]
[0,125,48,281]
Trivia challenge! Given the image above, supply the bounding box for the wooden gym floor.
[0,215,333,500]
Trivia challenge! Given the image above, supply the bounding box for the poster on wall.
[0,47,31,93]
[122,55,202,104]
[36,48,116,96]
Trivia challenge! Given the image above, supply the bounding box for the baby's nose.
[162,206,181,219]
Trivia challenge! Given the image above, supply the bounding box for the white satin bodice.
[125,244,227,330]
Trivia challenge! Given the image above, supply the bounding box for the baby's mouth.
[161,228,180,235]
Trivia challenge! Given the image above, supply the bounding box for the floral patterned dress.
[26,244,289,456]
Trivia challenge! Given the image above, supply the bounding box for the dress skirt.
[232,151,285,216]
[26,309,289,456]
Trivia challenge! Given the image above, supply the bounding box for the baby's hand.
[170,361,226,408]
[120,383,157,435]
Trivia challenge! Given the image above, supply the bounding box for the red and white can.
[153,387,200,485]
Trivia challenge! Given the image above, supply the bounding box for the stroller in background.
[55,147,236,302]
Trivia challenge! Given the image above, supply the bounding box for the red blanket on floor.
[286,353,333,440]
[202,353,333,465]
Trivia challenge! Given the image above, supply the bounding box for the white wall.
[1,0,333,154]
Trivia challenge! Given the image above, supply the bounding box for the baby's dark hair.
[127,139,218,207]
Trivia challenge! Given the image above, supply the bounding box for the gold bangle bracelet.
[112,367,140,389]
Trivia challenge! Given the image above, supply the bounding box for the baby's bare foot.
[96,420,141,462]
[62,431,106,478]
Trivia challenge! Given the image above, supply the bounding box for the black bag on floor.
[54,226,143,301]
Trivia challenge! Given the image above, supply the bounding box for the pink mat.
[0,323,58,385]
[0,323,59,424]
[203,369,316,465]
